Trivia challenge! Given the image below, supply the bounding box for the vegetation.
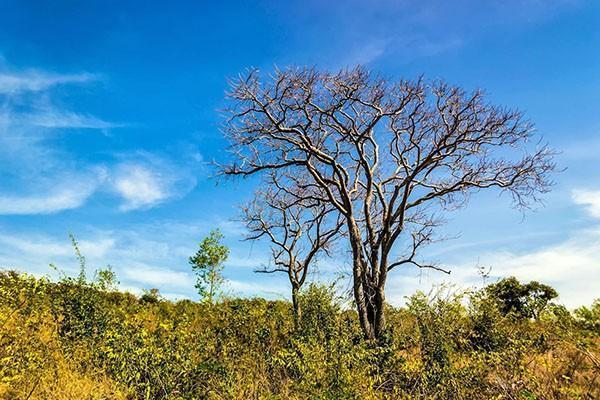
[0,68,586,399]
[1,269,598,399]
[189,230,229,304]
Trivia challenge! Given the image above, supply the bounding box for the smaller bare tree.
[242,175,342,329]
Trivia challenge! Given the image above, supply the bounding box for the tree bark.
[353,258,375,340]
[291,284,301,331]
[349,220,389,341]
[373,287,386,339]
[353,268,387,341]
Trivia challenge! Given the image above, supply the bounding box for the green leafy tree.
[189,229,229,304]
[486,277,558,319]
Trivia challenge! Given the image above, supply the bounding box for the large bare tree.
[242,174,342,329]
[222,67,555,340]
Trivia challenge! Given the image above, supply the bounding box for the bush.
[0,270,598,399]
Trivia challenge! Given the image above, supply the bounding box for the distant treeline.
[0,270,598,399]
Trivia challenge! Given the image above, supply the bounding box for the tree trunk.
[373,287,386,338]
[346,218,389,341]
[347,221,377,340]
[353,259,375,340]
[356,280,386,340]
[350,249,387,340]
[291,284,301,331]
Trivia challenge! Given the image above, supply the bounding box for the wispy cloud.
[0,186,96,215]
[0,234,74,258]
[347,39,388,66]
[1,194,596,308]
[0,146,197,215]
[217,220,247,237]
[226,254,269,269]
[121,264,192,287]
[0,167,106,215]
[485,230,600,307]
[560,135,600,161]
[0,68,119,131]
[276,0,581,68]
[0,70,97,94]
[0,216,265,299]
[0,223,197,291]
[110,152,199,211]
[0,63,123,214]
[304,185,600,308]
[22,110,122,129]
[0,233,114,259]
[112,164,171,211]
[572,189,600,218]
[0,62,196,215]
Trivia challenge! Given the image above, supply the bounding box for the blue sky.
[0,0,599,307]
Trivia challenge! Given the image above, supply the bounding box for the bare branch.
[222,66,556,339]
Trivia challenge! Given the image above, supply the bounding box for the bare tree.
[242,173,342,329]
[222,67,556,340]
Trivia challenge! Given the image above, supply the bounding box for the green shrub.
[0,270,598,399]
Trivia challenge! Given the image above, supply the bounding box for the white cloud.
[113,164,169,210]
[110,155,197,211]
[0,179,101,215]
[0,234,74,258]
[0,62,199,215]
[572,189,600,218]
[0,233,114,260]
[0,231,117,279]
[217,220,247,237]
[0,188,88,214]
[0,70,97,94]
[386,228,600,309]
[487,232,600,307]
[121,264,192,287]
[349,39,388,65]
[23,110,121,129]
[0,147,197,215]
[0,223,199,293]
[0,68,118,131]
[0,63,125,214]
[77,238,116,259]
[226,253,269,269]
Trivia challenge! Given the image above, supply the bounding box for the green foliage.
[69,233,87,284]
[468,290,508,351]
[486,276,558,319]
[189,229,229,303]
[273,283,375,399]
[1,271,598,399]
[297,282,340,339]
[405,289,469,396]
[51,279,110,342]
[140,288,162,304]
[94,265,119,291]
[574,299,600,334]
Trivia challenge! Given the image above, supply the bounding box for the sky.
[0,0,599,308]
